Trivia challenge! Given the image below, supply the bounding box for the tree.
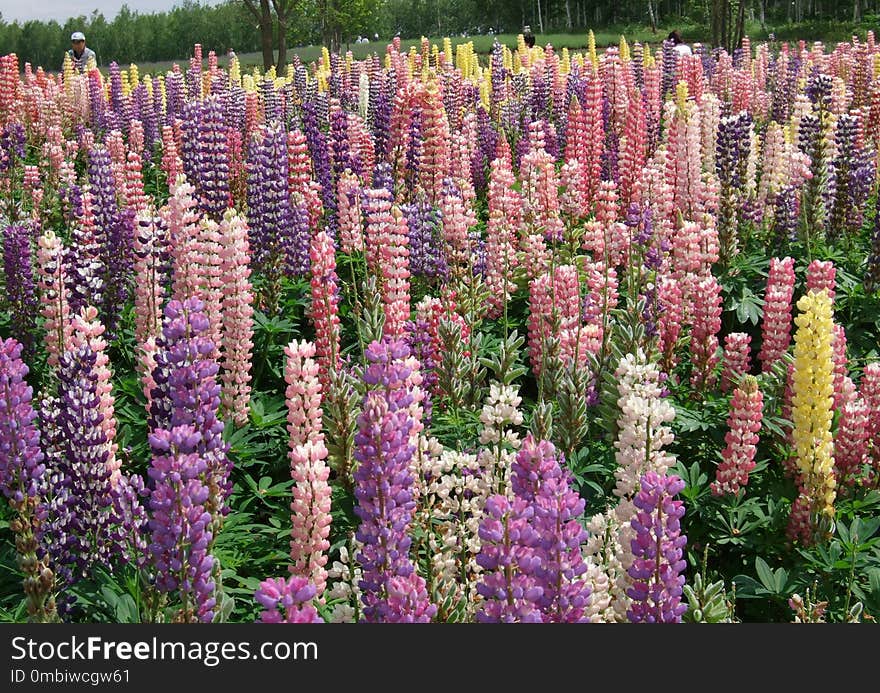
[710,0,745,53]
[242,0,275,70]
[271,0,299,71]
[317,0,381,53]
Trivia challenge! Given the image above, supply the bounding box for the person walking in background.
[66,31,97,72]
[523,25,536,48]
[668,30,692,56]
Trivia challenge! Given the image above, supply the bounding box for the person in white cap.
[66,31,97,72]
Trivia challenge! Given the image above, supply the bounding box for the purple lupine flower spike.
[0,338,57,622]
[354,338,435,623]
[88,147,132,339]
[476,495,544,623]
[148,424,217,623]
[42,344,147,610]
[197,96,231,220]
[254,576,323,623]
[510,436,592,622]
[149,297,231,519]
[3,224,38,358]
[246,122,309,282]
[0,339,44,503]
[404,199,447,280]
[627,472,688,623]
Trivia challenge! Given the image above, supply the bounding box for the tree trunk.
[276,16,287,71]
[537,0,544,33]
[854,0,861,21]
[259,0,274,70]
[734,0,746,53]
[243,0,275,71]
[647,0,657,33]
[711,0,724,49]
[565,0,573,30]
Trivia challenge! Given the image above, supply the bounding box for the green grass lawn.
[128,19,876,76]
[129,25,693,75]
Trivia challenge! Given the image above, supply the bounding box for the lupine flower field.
[2,32,880,625]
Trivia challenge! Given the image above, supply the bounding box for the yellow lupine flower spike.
[587,30,598,68]
[791,289,837,520]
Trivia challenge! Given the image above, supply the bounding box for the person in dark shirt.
[66,31,97,72]
[523,25,536,48]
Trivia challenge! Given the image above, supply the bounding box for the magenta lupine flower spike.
[484,139,521,318]
[658,275,684,373]
[859,363,880,477]
[254,576,323,623]
[834,397,870,489]
[353,338,435,623]
[806,259,836,302]
[689,274,723,391]
[627,472,688,623]
[420,81,451,204]
[528,264,589,378]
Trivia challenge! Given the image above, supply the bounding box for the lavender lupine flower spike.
[149,298,231,521]
[0,339,44,502]
[3,225,38,358]
[0,338,57,622]
[404,199,447,280]
[476,495,543,622]
[246,123,308,291]
[354,338,435,623]
[148,425,217,623]
[43,344,147,603]
[254,576,323,623]
[511,436,592,622]
[197,96,231,220]
[88,147,132,339]
[627,472,688,623]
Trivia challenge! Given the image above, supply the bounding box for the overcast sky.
[0,1,220,24]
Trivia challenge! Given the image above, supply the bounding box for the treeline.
[383,0,880,37]
[0,1,261,71]
[1,0,878,71]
